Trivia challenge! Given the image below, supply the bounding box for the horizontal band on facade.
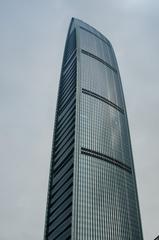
[81,49,117,73]
[82,88,124,114]
[80,26,111,47]
[81,147,132,174]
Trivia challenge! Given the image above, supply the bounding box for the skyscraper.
[44,18,143,240]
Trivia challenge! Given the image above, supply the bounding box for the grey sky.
[0,0,159,239]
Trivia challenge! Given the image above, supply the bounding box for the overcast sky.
[1,0,159,239]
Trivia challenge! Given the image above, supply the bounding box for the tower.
[44,18,143,240]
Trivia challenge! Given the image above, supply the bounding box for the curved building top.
[71,17,112,46]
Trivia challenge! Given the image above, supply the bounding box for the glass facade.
[44,18,143,240]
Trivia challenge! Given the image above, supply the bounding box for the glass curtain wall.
[44,18,143,240]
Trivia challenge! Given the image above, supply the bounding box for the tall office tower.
[44,18,143,240]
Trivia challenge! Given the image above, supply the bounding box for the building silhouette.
[44,18,143,240]
[154,236,159,240]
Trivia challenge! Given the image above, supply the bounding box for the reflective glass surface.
[44,18,143,240]
[74,18,143,240]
